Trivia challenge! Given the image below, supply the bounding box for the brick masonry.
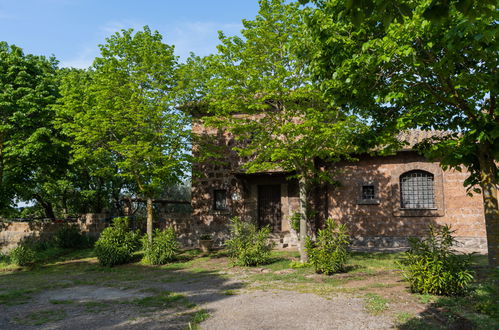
[191,120,489,253]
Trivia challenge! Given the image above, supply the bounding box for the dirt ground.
[0,250,494,329]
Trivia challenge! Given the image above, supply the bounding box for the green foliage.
[9,244,37,266]
[306,0,498,190]
[53,224,86,249]
[306,218,350,275]
[142,227,179,265]
[290,212,300,232]
[225,217,275,266]
[401,225,474,296]
[56,26,190,200]
[0,42,66,217]
[94,217,141,267]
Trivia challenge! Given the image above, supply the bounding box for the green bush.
[225,217,275,266]
[401,225,474,296]
[142,227,179,265]
[9,244,36,266]
[306,218,350,275]
[53,224,86,249]
[94,217,141,267]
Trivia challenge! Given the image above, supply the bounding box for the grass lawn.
[0,248,496,329]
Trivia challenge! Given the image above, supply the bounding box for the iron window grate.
[361,185,376,200]
[400,170,435,209]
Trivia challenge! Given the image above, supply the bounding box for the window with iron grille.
[213,189,227,210]
[400,170,435,209]
[361,185,376,200]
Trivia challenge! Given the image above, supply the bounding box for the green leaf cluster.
[142,227,179,265]
[94,217,141,267]
[9,244,37,266]
[400,225,474,296]
[306,218,350,275]
[226,217,275,266]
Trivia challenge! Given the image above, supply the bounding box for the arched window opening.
[400,170,435,209]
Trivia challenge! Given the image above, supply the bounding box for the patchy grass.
[223,289,237,295]
[15,309,67,325]
[364,293,390,315]
[49,299,74,305]
[0,288,37,305]
[395,311,415,324]
[82,301,111,313]
[187,309,211,329]
[132,291,193,309]
[0,246,496,329]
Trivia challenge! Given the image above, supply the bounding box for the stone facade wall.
[191,120,302,247]
[327,152,487,252]
[192,120,488,252]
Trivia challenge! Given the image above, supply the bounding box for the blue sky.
[0,0,260,68]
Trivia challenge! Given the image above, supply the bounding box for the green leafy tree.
[55,68,130,216]
[57,27,190,241]
[201,0,364,261]
[305,0,498,266]
[0,42,64,218]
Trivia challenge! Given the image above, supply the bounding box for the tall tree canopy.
[57,27,190,240]
[0,42,65,218]
[304,0,498,265]
[200,0,365,261]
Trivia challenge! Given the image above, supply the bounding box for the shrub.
[9,244,36,266]
[53,224,86,249]
[400,225,474,296]
[290,212,300,232]
[94,217,141,267]
[225,217,275,266]
[142,227,179,265]
[306,218,350,275]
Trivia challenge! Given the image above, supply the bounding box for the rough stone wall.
[326,152,487,252]
[0,213,109,253]
[191,119,304,247]
[192,119,488,252]
[191,120,246,246]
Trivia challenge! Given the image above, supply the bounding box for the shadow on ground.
[0,252,244,329]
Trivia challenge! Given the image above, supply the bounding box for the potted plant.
[199,233,214,253]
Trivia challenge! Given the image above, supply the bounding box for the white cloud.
[59,45,96,69]
[59,20,244,68]
[166,21,243,60]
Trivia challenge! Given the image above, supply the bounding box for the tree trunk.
[146,196,153,243]
[34,194,56,219]
[478,142,499,268]
[299,175,308,263]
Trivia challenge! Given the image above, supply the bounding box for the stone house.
[191,121,487,252]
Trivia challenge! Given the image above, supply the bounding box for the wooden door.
[257,185,282,232]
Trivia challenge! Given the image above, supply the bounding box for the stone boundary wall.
[0,213,109,254]
[351,236,487,253]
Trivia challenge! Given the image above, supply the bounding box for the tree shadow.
[397,260,498,329]
[0,252,245,329]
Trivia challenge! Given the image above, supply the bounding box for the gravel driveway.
[201,290,393,330]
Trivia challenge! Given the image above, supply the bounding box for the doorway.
[257,185,282,232]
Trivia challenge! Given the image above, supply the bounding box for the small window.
[361,185,376,200]
[400,170,435,209]
[213,189,227,210]
[358,183,379,204]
